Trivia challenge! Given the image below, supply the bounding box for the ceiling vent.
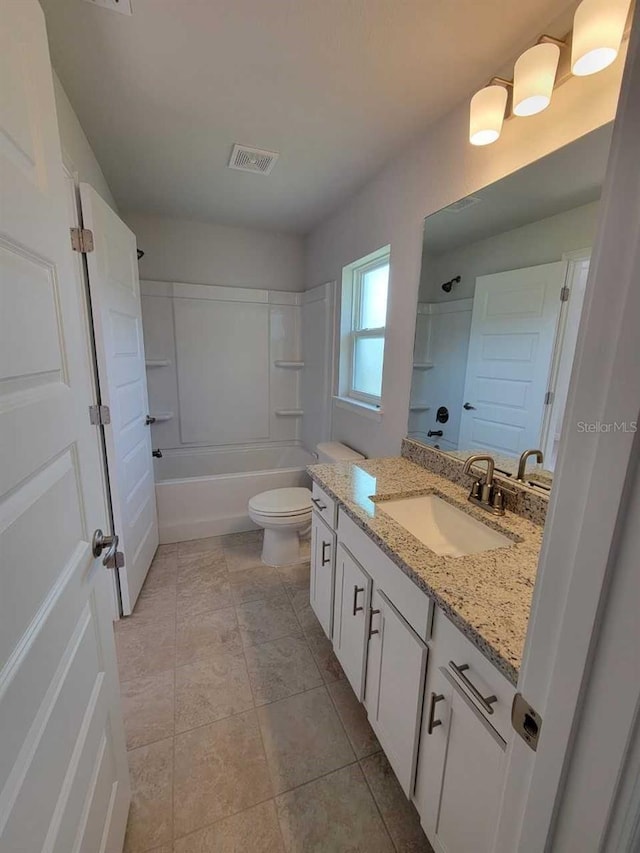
[444,196,482,213]
[228,144,279,175]
[82,0,133,15]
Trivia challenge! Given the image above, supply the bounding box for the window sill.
[333,395,384,422]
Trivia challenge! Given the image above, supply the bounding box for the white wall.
[420,200,598,302]
[123,212,305,292]
[306,48,626,458]
[52,70,117,211]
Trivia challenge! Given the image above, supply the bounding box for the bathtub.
[154,443,316,543]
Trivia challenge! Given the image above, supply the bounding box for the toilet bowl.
[248,487,312,567]
[248,442,365,567]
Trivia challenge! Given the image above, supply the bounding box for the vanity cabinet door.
[415,666,507,853]
[333,545,372,700]
[310,511,336,638]
[413,665,451,842]
[365,588,428,797]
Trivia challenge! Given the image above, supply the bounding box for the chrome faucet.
[517,449,544,482]
[462,454,505,516]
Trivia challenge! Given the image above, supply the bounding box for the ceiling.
[423,123,613,255]
[42,0,573,234]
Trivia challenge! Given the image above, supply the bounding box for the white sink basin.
[377,494,513,557]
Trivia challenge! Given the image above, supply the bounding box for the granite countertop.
[308,457,544,686]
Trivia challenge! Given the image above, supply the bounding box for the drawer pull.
[369,608,381,637]
[321,541,331,566]
[352,585,365,616]
[311,497,327,511]
[448,661,498,715]
[427,692,445,734]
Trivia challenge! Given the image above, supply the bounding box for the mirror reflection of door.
[459,261,567,457]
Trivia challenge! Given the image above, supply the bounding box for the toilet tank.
[316,442,365,463]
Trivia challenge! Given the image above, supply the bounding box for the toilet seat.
[248,487,311,517]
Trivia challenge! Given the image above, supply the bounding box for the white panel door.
[0,3,130,851]
[459,262,567,457]
[365,589,428,796]
[81,184,158,615]
[333,545,371,700]
[310,511,336,638]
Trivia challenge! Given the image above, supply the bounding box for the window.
[339,246,390,410]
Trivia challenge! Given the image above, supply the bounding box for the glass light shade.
[572,0,631,76]
[513,43,560,116]
[469,85,508,146]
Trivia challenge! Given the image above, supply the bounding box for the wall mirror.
[408,124,613,489]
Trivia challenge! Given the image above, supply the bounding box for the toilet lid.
[249,487,312,517]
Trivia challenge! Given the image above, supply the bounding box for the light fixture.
[468,0,630,146]
[513,41,561,116]
[469,82,509,146]
[572,0,632,76]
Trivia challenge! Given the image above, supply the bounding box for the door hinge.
[70,227,94,253]
[89,404,111,425]
[512,693,542,751]
[560,286,570,302]
[544,391,554,405]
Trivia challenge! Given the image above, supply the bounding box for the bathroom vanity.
[308,447,545,853]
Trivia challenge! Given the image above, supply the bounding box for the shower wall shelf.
[275,409,304,417]
[413,362,434,370]
[409,403,431,412]
[274,360,304,369]
[145,359,171,368]
[150,412,174,422]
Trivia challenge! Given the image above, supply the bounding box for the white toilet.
[248,442,364,567]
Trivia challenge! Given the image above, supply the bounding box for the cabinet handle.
[352,585,365,616]
[448,661,498,715]
[427,692,445,734]
[369,608,381,636]
[311,497,327,511]
[321,541,331,566]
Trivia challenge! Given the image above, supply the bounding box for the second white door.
[459,262,567,457]
[81,184,158,614]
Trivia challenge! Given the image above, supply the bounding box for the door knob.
[145,415,156,425]
[92,529,120,567]
[463,402,476,410]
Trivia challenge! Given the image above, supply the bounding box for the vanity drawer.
[311,482,337,529]
[431,608,514,743]
[338,509,433,641]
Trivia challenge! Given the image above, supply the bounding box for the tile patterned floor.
[115,531,433,852]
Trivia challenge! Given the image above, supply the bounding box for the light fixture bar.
[488,76,513,88]
[537,34,567,48]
